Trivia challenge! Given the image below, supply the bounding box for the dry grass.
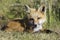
[0,30,60,40]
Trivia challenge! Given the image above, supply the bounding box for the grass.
[0,31,60,40]
[0,0,60,40]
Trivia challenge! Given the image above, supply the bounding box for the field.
[0,0,60,40]
[0,31,59,40]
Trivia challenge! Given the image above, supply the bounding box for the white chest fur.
[33,18,46,32]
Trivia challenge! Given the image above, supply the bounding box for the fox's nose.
[34,24,37,27]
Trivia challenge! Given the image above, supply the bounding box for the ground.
[0,31,60,40]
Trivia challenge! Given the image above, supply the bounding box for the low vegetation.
[0,0,60,40]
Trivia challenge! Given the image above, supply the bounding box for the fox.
[1,4,46,33]
[1,4,59,34]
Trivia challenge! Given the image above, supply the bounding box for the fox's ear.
[24,5,31,13]
[38,4,45,13]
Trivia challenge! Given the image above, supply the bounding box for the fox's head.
[25,4,46,32]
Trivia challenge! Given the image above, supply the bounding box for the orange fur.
[5,21,24,32]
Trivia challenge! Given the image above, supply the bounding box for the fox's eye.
[37,17,41,19]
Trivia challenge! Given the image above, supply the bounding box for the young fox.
[1,4,46,33]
